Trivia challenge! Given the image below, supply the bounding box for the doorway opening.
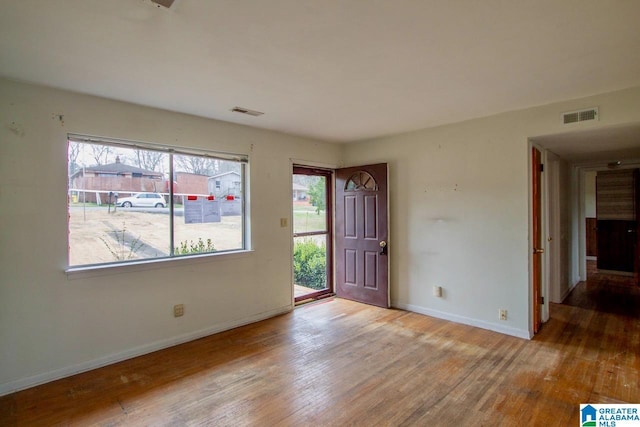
[530,123,640,334]
[292,166,333,303]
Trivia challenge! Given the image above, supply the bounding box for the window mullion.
[169,151,175,256]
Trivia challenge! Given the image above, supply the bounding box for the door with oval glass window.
[335,163,389,308]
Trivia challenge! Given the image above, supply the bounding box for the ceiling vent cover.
[150,0,176,8]
[231,107,264,117]
[562,107,599,124]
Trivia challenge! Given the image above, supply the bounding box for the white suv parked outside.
[117,192,166,208]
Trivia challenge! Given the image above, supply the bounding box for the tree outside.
[307,178,326,214]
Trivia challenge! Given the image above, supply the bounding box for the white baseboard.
[0,304,293,397]
[392,302,532,340]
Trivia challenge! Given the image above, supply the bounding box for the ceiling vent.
[562,107,599,124]
[231,107,264,117]
[150,0,177,8]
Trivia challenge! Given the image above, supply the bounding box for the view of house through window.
[68,136,246,267]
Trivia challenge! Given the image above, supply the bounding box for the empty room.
[1,1,640,425]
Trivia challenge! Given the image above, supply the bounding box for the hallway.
[561,260,640,317]
[544,259,640,405]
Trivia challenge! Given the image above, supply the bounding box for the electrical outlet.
[280,218,288,227]
[174,304,184,317]
[499,309,507,321]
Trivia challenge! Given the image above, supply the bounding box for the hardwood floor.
[1,273,638,426]
[564,260,640,317]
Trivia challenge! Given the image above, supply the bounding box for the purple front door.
[335,163,389,308]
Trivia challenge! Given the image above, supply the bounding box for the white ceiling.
[532,123,640,163]
[1,0,640,145]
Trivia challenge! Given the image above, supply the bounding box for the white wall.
[558,158,573,299]
[343,86,640,338]
[3,77,640,396]
[584,171,597,218]
[0,78,342,395]
[548,155,573,303]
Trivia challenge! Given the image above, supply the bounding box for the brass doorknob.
[533,248,544,254]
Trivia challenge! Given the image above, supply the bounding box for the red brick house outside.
[69,156,164,203]
[175,172,209,195]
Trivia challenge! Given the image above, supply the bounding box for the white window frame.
[66,133,249,272]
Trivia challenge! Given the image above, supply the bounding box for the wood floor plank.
[1,263,639,426]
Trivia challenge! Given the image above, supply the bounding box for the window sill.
[65,250,254,280]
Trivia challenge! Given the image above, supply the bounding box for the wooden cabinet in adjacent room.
[596,169,638,273]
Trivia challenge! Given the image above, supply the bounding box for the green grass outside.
[293,209,326,234]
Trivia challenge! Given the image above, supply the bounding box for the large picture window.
[67,135,247,268]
